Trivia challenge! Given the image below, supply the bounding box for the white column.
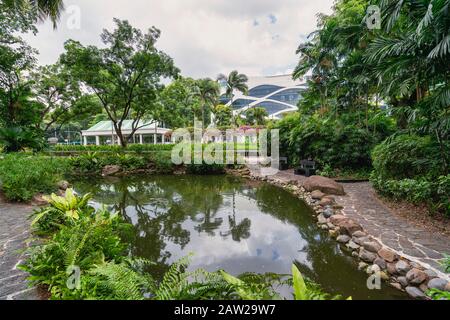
[154,134,157,145]
[83,136,87,146]
[95,136,100,146]
[139,134,143,144]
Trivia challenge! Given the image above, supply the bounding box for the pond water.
[73,175,407,300]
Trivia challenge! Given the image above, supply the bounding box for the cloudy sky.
[23,0,333,78]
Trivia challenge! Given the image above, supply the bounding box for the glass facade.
[248,85,283,98]
[231,98,257,110]
[268,88,302,106]
[254,101,291,115]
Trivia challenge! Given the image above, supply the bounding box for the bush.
[0,153,68,201]
[372,134,443,179]
[68,152,148,174]
[186,162,225,175]
[0,127,46,153]
[274,114,379,170]
[51,144,175,153]
[371,174,450,216]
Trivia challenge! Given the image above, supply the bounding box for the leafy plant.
[0,127,45,153]
[0,153,68,201]
[31,189,93,234]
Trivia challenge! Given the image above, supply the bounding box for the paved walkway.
[0,198,41,300]
[249,168,450,278]
[335,182,450,274]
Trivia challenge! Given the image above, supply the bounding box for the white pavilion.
[81,120,172,145]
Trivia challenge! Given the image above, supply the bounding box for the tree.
[158,77,200,128]
[3,0,65,28]
[31,63,101,132]
[217,70,249,105]
[244,107,268,126]
[212,104,233,127]
[191,78,220,129]
[60,19,179,147]
[0,3,38,128]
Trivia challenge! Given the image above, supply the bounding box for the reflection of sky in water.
[74,176,409,300]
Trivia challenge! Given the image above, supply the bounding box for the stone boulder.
[406,268,428,285]
[311,190,325,200]
[405,286,427,300]
[333,218,363,236]
[377,248,399,263]
[32,194,49,206]
[373,257,387,270]
[395,260,411,275]
[363,241,382,253]
[359,249,377,263]
[427,278,448,291]
[303,176,345,195]
[57,180,70,190]
[102,165,121,177]
[337,235,351,244]
[319,196,336,206]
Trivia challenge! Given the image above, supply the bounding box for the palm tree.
[217,70,249,105]
[217,71,249,128]
[191,78,220,129]
[4,0,65,28]
[245,107,268,126]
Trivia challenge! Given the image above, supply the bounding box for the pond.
[73,174,407,300]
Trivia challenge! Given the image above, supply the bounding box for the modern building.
[81,120,172,145]
[219,74,307,119]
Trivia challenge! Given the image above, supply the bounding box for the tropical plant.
[3,0,65,28]
[0,153,68,201]
[217,70,249,105]
[244,107,268,126]
[0,127,44,152]
[191,78,220,129]
[31,189,93,234]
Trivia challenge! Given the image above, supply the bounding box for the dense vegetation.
[275,0,449,215]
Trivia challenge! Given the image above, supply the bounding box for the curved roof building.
[219,74,306,119]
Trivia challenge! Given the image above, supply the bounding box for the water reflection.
[73,175,407,300]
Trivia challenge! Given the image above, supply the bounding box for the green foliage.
[52,144,175,153]
[371,174,450,216]
[275,113,384,170]
[186,161,225,175]
[372,134,444,179]
[31,189,93,235]
[0,127,45,152]
[0,153,68,201]
[60,18,179,147]
[67,152,147,174]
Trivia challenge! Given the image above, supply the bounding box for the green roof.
[86,120,156,132]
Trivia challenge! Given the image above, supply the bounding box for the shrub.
[372,134,443,179]
[31,189,93,235]
[0,153,68,201]
[0,127,45,153]
[371,174,450,216]
[186,162,225,175]
[274,114,378,170]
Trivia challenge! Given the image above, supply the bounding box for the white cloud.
[23,0,334,78]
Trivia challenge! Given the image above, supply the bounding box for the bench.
[294,159,316,177]
[279,157,289,170]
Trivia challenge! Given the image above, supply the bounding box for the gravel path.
[0,197,42,300]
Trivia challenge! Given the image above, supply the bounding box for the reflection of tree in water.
[73,175,246,277]
[253,184,351,287]
[220,193,251,242]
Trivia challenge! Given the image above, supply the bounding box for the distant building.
[81,120,172,145]
[219,74,306,119]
